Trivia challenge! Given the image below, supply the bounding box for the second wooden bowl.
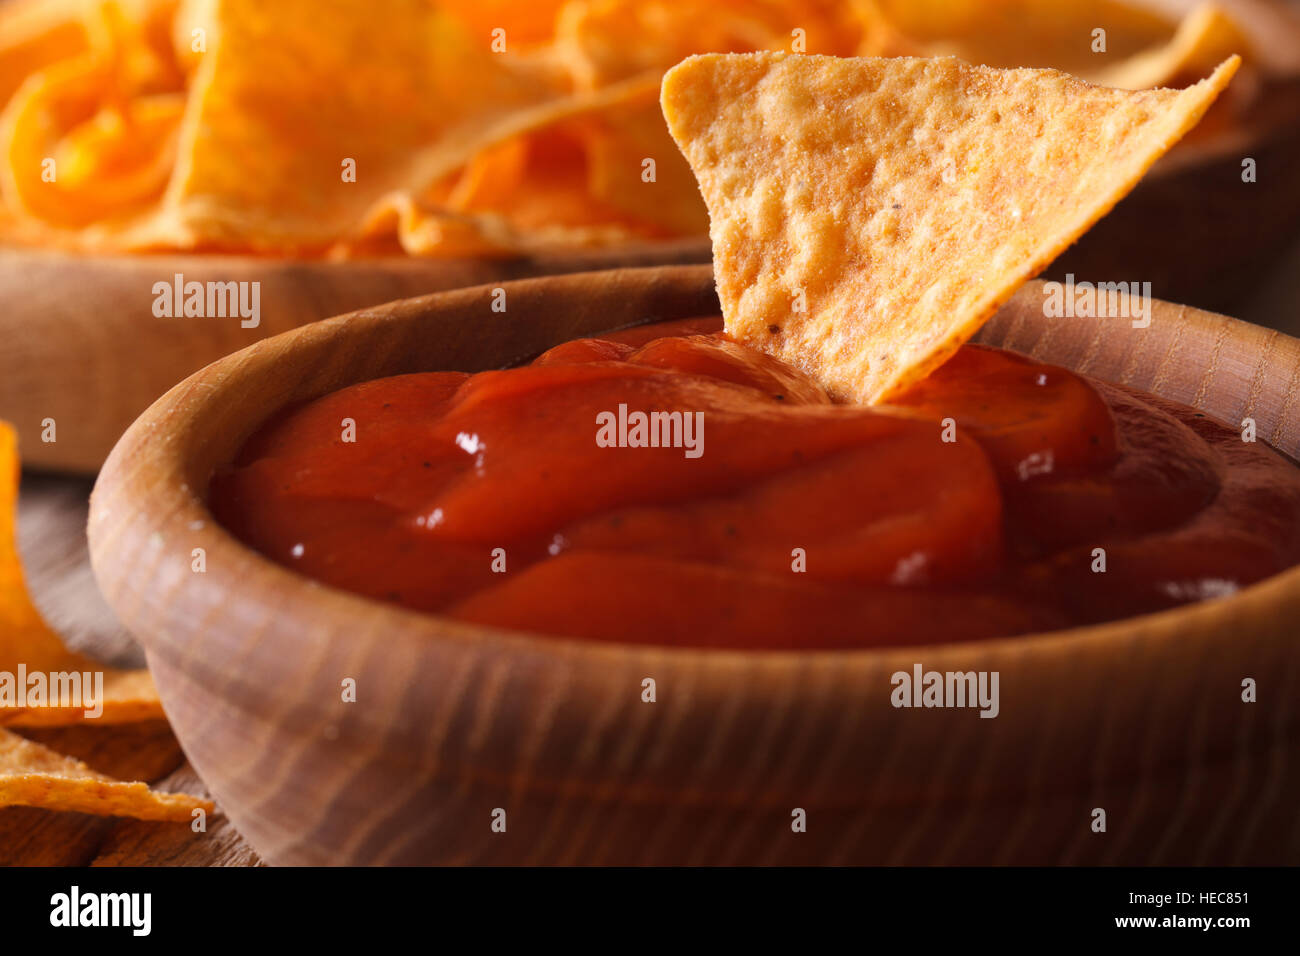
[88,265,1300,865]
[0,240,710,472]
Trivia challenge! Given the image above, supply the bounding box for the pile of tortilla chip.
[0,0,1289,258]
[0,422,211,822]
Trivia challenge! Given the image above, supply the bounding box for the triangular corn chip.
[0,422,165,726]
[661,52,1238,403]
[141,0,564,251]
[0,727,210,820]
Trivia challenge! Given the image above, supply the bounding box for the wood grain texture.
[86,266,1300,865]
[0,720,260,866]
[0,240,711,473]
[0,476,261,865]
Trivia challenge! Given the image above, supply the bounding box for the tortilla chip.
[357,70,682,256]
[577,87,711,237]
[81,0,188,97]
[0,0,1272,256]
[1,58,182,228]
[440,0,569,48]
[661,52,1238,403]
[372,193,635,259]
[447,126,642,235]
[0,0,95,110]
[442,136,531,212]
[0,0,186,234]
[0,422,165,726]
[144,0,563,252]
[427,83,711,244]
[1095,3,1249,90]
[0,727,211,821]
[556,0,871,91]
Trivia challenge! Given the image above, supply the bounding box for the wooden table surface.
[2,474,262,866]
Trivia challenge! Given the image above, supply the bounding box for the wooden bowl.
[87,265,1300,865]
[0,240,710,473]
[1046,75,1300,313]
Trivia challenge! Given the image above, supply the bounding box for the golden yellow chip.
[1096,3,1249,90]
[97,0,187,94]
[0,0,186,236]
[1,59,182,228]
[447,127,640,235]
[442,136,531,213]
[359,70,681,256]
[0,422,165,726]
[0,0,1276,257]
[145,0,562,251]
[440,0,569,48]
[661,52,1238,403]
[557,0,871,91]
[0,727,211,821]
[0,0,95,109]
[574,87,710,238]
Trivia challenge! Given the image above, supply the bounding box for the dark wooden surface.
[1,474,262,866]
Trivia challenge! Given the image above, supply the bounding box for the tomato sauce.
[209,320,1300,649]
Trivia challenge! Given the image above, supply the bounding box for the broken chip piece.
[0,421,165,725]
[0,727,211,821]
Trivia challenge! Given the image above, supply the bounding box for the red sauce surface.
[210,319,1300,649]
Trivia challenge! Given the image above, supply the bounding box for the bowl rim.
[87,263,1300,669]
[0,235,714,269]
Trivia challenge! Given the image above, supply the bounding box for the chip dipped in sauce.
[209,322,1300,651]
